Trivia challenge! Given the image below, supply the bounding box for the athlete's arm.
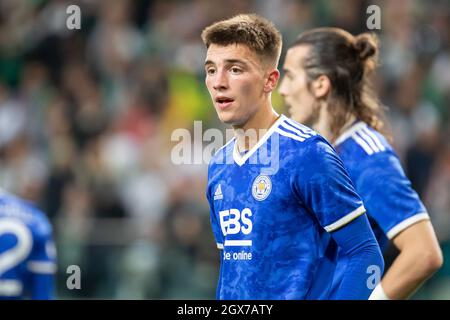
[292,137,384,299]
[28,233,57,300]
[29,273,54,299]
[206,164,225,299]
[352,152,443,300]
[330,214,385,300]
[371,220,442,299]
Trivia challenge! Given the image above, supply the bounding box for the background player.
[202,14,383,300]
[279,27,443,299]
[0,189,57,299]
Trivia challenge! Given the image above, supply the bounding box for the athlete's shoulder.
[274,116,318,145]
[275,116,338,162]
[0,190,52,237]
[208,136,235,167]
[335,121,392,158]
[207,137,236,187]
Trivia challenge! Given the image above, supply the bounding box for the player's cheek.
[240,78,255,96]
[205,78,212,92]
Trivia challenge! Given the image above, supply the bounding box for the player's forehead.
[284,45,311,69]
[205,43,261,67]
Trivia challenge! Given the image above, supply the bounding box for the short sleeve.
[27,219,57,300]
[292,138,366,232]
[27,222,57,275]
[353,151,429,239]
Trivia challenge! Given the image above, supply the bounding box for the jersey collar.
[333,121,366,147]
[232,114,286,166]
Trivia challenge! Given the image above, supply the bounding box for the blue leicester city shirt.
[0,190,57,299]
[206,115,367,300]
[330,121,429,296]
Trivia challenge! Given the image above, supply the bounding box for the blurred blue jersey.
[206,115,370,299]
[0,190,57,300]
[330,121,428,296]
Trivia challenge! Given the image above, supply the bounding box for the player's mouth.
[215,96,235,110]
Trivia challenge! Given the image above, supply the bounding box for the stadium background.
[0,0,449,299]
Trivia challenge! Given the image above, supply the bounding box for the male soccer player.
[202,14,384,300]
[279,27,443,299]
[0,189,57,299]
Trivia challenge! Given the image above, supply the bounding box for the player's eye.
[284,71,293,80]
[206,68,216,75]
[230,67,242,74]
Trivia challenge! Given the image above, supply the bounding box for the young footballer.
[279,27,442,299]
[202,15,383,300]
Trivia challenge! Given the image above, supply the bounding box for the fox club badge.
[252,175,272,201]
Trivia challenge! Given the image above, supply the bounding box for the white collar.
[333,121,366,146]
[232,114,286,166]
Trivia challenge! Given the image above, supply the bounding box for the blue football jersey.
[0,190,57,300]
[206,115,367,300]
[330,121,429,296]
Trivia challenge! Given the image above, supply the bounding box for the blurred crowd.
[0,0,449,299]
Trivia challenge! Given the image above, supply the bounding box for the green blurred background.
[0,0,450,299]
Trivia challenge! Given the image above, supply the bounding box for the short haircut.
[201,14,282,68]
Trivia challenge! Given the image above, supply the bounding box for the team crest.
[252,175,272,201]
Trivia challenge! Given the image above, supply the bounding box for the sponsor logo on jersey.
[219,208,253,237]
[214,184,223,200]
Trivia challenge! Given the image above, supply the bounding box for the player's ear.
[311,75,331,99]
[264,69,280,93]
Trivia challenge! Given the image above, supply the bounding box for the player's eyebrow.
[204,59,249,67]
[223,59,248,66]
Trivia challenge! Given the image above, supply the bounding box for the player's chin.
[216,110,238,125]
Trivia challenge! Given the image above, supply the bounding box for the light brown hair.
[201,14,282,68]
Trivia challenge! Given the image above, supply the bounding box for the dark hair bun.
[354,33,378,61]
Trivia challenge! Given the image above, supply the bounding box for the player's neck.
[312,104,333,142]
[314,110,357,143]
[339,114,357,135]
[233,103,279,153]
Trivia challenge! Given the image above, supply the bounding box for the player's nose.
[278,78,288,97]
[213,69,229,91]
